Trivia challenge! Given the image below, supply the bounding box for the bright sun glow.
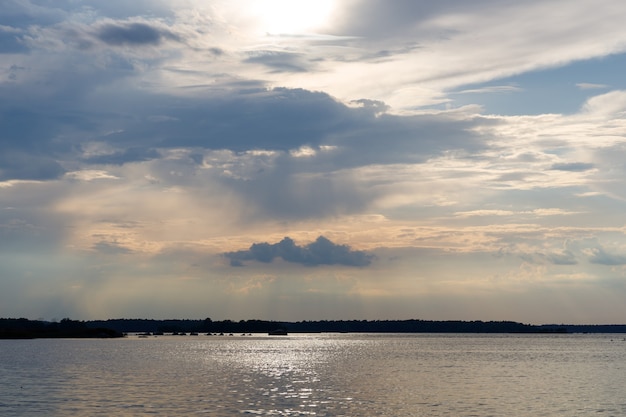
[248,0,336,35]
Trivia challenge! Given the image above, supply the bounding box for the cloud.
[118,88,353,152]
[82,147,162,165]
[546,250,578,265]
[0,24,28,53]
[330,0,474,40]
[92,241,133,255]
[455,85,522,94]
[582,90,626,116]
[576,83,608,90]
[0,151,65,181]
[309,0,626,109]
[588,247,626,265]
[550,162,595,172]
[244,50,311,73]
[64,170,120,181]
[95,21,180,46]
[224,236,373,267]
[454,210,514,218]
[4,1,626,323]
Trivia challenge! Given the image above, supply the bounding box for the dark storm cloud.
[167,89,485,221]
[95,22,179,46]
[118,87,485,159]
[153,88,353,151]
[0,3,487,185]
[1,67,488,223]
[224,236,373,267]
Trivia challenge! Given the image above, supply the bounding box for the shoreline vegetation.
[3,318,626,339]
[0,318,124,339]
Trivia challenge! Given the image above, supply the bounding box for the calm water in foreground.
[1,333,625,416]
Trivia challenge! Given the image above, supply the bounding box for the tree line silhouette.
[79,318,570,334]
[0,318,123,339]
[5,317,626,338]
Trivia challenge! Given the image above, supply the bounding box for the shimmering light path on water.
[1,333,625,416]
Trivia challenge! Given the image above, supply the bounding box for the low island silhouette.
[3,317,626,339]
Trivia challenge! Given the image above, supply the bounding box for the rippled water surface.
[1,333,626,416]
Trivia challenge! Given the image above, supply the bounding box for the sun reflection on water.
[1,334,626,416]
[204,335,346,415]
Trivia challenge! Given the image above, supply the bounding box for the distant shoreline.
[86,318,626,334]
[3,318,626,339]
[0,318,123,339]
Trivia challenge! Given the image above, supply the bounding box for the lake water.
[1,333,625,416]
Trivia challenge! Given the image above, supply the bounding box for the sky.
[2,0,626,324]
